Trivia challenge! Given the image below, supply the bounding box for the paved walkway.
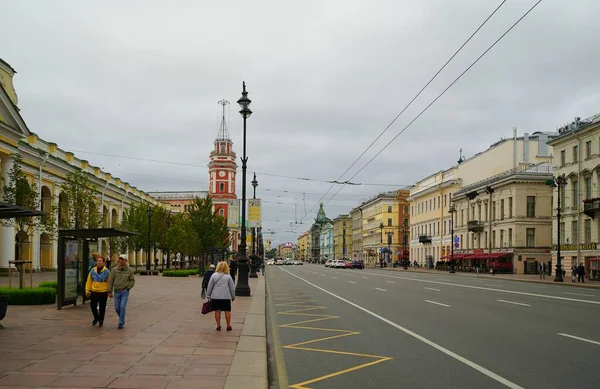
[378,266,600,288]
[0,272,267,389]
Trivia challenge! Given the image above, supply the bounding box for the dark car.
[351,260,364,269]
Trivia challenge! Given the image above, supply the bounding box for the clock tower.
[208,99,239,251]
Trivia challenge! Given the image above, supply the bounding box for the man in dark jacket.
[202,264,216,297]
[229,259,238,283]
[577,263,586,283]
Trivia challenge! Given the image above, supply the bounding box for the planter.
[0,295,8,326]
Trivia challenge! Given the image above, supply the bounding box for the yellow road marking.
[271,283,393,389]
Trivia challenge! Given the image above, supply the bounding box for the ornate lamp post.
[146,206,153,272]
[403,218,409,269]
[379,221,384,267]
[549,174,567,282]
[235,82,252,296]
[249,173,259,278]
[449,204,456,273]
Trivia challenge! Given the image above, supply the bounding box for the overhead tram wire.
[302,0,509,219]
[324,0,544,207]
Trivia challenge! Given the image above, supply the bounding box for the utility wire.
[303,0,508,220]
[325,0,543,208]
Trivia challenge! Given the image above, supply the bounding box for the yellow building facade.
[0,58,163,271]
[332,214,351,260]
[360,192,399,267]
[297,231,310,261]
[409,131,555,268]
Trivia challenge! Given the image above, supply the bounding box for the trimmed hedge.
[162,270,189,277]
[0,287,56,305]
[38,281,58,290]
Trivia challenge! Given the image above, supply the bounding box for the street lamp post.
[235,82,252,297]
[379,222,384,267]
[549,174,567,282]
[165,211,171,270]
[249,173,259,279]
[403,218,408,269]
[146,206,153,272]
[449,204,456,274]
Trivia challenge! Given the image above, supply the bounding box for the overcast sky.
[2,0,600,246]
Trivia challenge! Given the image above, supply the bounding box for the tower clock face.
[219,171,226,177]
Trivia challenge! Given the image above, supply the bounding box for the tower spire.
[217,99,230,140]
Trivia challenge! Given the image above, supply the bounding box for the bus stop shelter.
[57,228,136,310]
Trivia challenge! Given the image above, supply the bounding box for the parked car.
[275,259,284,265]
[333,259,345,269]
[325,259,333,267]
[344,260,352,269]
[351,260,364,269]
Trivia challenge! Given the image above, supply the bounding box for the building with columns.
[0,58,162,271]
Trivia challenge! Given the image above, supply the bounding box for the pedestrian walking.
[202,264,216,299]
[540,262,546,279]
[108,254,135,329]
[571,265,577,283]
[85,256,110,327]
[577,263,585,283]
[229,258,238,283]
[206,261,236,331]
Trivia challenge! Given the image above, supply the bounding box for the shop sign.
[552,243,597,251]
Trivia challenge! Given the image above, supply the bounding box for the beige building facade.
[409,131,555,267]
[548,114,600,280]
[451,162,553,274]
[360,192,398,266]
[350,206,363,261]
[297,231,310,261]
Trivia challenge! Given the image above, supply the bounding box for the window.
[404,205,408,214]
[572,220,578,244]
[526,228,535,247]
[573,180,579,208]
[387,205,392,213]
[500,199,505,220]
[460,234,463,249]
[585,219,592,243]
[559,222,566,244]
[560,185,566,211]
[437,222,440,236]
[484,231,488,248]
[444,194,447,207]
[471,205,475,220]
[411,206,414,216]
[444,220,447,235]
[478,204,482,220]
[492,201,496,221]
[219,182,225,192]
[484,202,488,221]
[492,230,496,248]
[500,230,504,248]
[438,196,441,209]
[586,140,592,158]
[429,199,432,210]
[585,177,592,199]
[387,218,392,227]
[526,196,536,217]
[219,208,224,217]
[460,209,464,225]
[573,145,579,163]
[560,150,566,166]
[508,197,513,218]
[508,228,513,247]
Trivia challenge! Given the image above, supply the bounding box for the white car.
[325,259,333,267]
[333,260,345,269]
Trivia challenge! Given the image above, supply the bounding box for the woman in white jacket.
[206,261,236,331]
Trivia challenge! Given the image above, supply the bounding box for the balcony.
[418,235,432,244]
[467,220,485,233]
[583,198,600,219]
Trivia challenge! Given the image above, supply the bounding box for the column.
[51,188,61,269]
[0,156,15,269]
[32,230,41,271]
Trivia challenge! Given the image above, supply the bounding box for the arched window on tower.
[219,183,225,192]
[219,209,225,217]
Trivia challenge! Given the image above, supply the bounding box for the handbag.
[201,299,214,315]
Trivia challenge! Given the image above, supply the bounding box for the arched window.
[219,183,225,192]
[219,208,225,217]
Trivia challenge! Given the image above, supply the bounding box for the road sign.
[454,242,459,248]
[453,236,460,243]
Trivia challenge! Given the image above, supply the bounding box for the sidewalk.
[0,272,267,389]
[378,266,600,289]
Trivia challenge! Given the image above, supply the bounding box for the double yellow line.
[275,296,393,389]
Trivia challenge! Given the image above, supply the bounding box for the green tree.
[266,248,277,259]
[58,170,101,230]
[188,194,229,255]
[1,154,55,261]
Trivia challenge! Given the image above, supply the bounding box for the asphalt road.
[266,264,600,389]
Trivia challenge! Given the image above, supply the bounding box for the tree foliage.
[188,194,229,253]
[58,170,101,230]
[1,154,55,260]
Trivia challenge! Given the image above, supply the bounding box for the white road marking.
[563,292,594,297]
[333,277,338,280]
[484,284,502,288]
[280,268,524,389]
[557,333,600,346]
[320,274,325,276]
[425,287,441,292]
[523,285,546,289]
[349,281,356,284]
[385,280,396,284]
[363,276,369,279]
[375,288,387,292]
[360,271,600,306]
[425,300,450,307]
[497,300,530,307]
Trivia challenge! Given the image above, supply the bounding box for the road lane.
[275,264,600,388]
[267,266,508,389]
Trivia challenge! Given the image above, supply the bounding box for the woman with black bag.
[206,261,235,331]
